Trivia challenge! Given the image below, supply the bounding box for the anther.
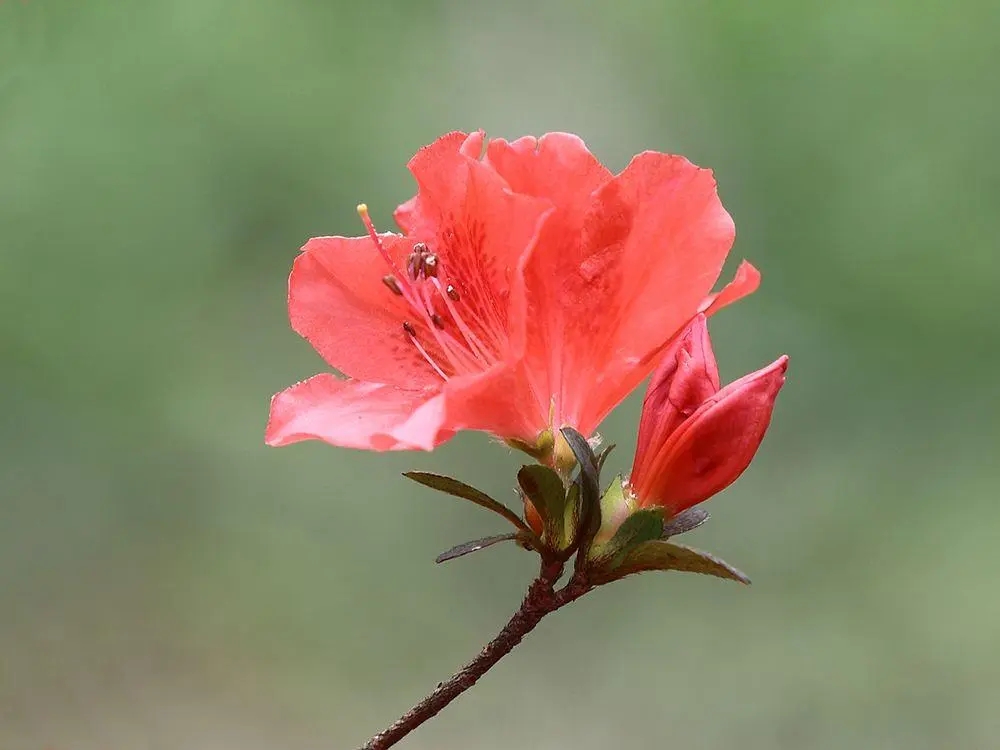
[431,313,445,329]
[381,274,403,296]
[446,284,460,301]
[402,321,417,336]
[423,254,438,277]
[407,252,423,281]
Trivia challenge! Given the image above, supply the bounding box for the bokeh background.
[2,1,998,748]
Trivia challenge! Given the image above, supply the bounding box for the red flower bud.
[628,315,787,515]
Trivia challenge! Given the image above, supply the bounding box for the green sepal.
[435,532,532,563]
[589,507,665,568]
[592,540,750,585]
[598,474,629,530]
[505,430,555,463]
[560,427,603,566]
[404,471,532,533]
[517,464,570,551]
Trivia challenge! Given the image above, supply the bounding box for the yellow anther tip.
[356,203,369,216]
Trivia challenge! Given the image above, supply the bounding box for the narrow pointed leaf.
[595,540,750,585]
[561,427,602,562]
[517,464,569,550]
[404,471,532,533]
[662,507,711,538]
[560,427,599,502]
[434,533,519,563]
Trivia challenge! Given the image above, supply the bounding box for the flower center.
[357,204,504,380]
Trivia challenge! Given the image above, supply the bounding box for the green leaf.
[662,507,710,538]
[590,507,665,567]
[434,533,519,563]
[560,427,602,563]
[404,471,532,533]
[517,464,569,550]
[595,540,750,585]
[560,427,600,502]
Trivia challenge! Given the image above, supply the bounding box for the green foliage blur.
[2,1,998,748]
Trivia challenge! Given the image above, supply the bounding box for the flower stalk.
[359,560,591,750]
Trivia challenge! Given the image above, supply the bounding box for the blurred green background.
[2,1,998,748]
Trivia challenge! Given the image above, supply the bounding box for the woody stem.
[357,561,591,750]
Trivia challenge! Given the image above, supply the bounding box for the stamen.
[382,274,403,296]
[405,242,440,282]
[357,204,395,270]
[402,321,448,380]
[423,253,438,277]
[358,202,501,380]
[359,204,422,311]
[432,277,493,364]
[407,252,422,281]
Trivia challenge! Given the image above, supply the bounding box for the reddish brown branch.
[358,563,590,750]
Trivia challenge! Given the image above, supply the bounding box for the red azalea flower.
[626,314,787,517]
[266,131,759,452]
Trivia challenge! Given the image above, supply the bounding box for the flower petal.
[287,234,443,388]
[632,315,720,480]
[442,360,548,445]
[639,355,789,514]
[519,151,737,434]
[265,374,452,451]
[699,260,761,317]
[485,133,615,367]
[394,131,484,235]
[484,132,612,221]
[394,131,553,368]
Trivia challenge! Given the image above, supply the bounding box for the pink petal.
[265,374,452,451]
[484,133,616,370]
[520,151,737,434]
[484,133,613,221]
[393,131,483,234]
[442,360,549,446]
[699,260,762,317]
[288,234,443,388]
[394,131,553,368]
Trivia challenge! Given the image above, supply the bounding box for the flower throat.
[357,204,502,380]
